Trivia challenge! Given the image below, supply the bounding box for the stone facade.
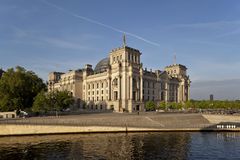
[48,40,190,112]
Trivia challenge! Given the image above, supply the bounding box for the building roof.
[165,64,187,69]
[94,57,110,73]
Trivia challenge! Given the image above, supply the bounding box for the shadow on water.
[0,132,240,160]
[0,132,191,160]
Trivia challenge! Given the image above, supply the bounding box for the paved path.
[0,113,212,129]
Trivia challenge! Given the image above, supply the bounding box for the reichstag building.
[48,37,190,112]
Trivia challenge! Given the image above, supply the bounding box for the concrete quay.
[0,113,239,136]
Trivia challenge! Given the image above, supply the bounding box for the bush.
[145,101,156,111]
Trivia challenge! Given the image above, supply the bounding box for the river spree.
[0,132,239,160]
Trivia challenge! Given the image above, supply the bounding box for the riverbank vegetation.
[0,66,46,112]
[148,100,240,112]
[0,66,74,114]
[33,90,74,114]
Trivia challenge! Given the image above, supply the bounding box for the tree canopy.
[184,100,240,110]
[0,66,46,112]
[32,90,74,114]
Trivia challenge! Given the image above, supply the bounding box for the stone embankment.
[203,114,240,123]
[0,113,239,136]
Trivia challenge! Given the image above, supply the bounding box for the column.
[140,77,143,101]
[165,82,168,102]
[108,78,111,101]
[118,76,121,100]
[130,76,133,100]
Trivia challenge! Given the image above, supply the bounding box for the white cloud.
[170,20,240,30]
[41,0,161,47]
[42,37,93,51]
[10,26,98,51]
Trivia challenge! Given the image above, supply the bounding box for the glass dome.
[94,58,110,73]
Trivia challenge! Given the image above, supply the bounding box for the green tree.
[32,90,74,115]
[185,101,192,109]
[0,66,46,112]
[53,90,74,111]
[176,103,183,110]
[145,101,156,111]
[169,102,178,110]
[158,101,166,110]
[32,90,49,113]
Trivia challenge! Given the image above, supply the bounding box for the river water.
[0,132,239,160]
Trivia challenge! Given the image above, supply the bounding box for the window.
[92,84,94,89]
[88,84,90,89]
[114,91,118,100]
[97,91,99,94]
[102,83,104,88]
[97,83,99,88]
[102,96,103,101]
[113,57,115,62]
[133,91,136,101]
[120,55,122,60]
[102,90,103,94]
[92,91,94,95]
[97,97,99,101]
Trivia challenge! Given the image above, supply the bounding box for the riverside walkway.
[0,113,211,129]
[0,113,239,136]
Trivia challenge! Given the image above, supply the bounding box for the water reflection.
[0,132,239,160]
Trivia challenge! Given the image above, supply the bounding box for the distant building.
[0,111,17,119]
[210,94,214,101]
[0,69,4,78]
[48,36,191,112]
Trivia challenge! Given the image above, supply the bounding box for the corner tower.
[165,64,190,102]
[108,35,144,112]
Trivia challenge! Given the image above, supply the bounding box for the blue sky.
[0,0,240,100]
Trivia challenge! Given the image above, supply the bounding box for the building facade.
[48,39,190,112]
